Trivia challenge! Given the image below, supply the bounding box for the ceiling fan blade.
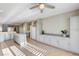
[45,4,55,9]
[30,5,39,9]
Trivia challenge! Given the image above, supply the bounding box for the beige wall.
[19,22,30,33]
[23,23,27,32]
[42,10,79,34]
[8,27,14,32]
[19,25,23,33]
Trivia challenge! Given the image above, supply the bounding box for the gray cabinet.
[39,35,70,52]
[0,32,15,42]
[5,33,11,40]
[58,38,70,50]
[50,36,58,47]
[14,34,27,46]
[0,33,5,42]
[70,16,79,53]
[39,35,59,47]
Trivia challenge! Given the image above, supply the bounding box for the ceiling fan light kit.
[39,4,45,9]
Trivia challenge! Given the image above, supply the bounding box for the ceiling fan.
[29,3,55,13]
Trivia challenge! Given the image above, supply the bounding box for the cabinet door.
[0,34,5,42]
[46,36,52,45]
[43,35,48,44]
[59,38,70,50]
[70,16,79,30]
[50,36,58,47]
[6,33,10,40]
[39,35,52,45]
[70,16,79,53]
[39,35,45,42]
[70,31,79,53]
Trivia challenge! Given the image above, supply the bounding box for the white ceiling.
[0,3,79,25]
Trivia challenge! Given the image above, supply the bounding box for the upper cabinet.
[70,16,79,30]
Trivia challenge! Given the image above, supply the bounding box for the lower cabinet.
[0,34,5,42]
[70,31,79,53]
[44,35,50,44]
[5,33,10,40]
[36,34,79,54]
[14,34,27,46]
[58,38,70,51]
[39,35,70,52]
[50,36,58,47]
[39,35,59,47]
[0,32,16,42]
